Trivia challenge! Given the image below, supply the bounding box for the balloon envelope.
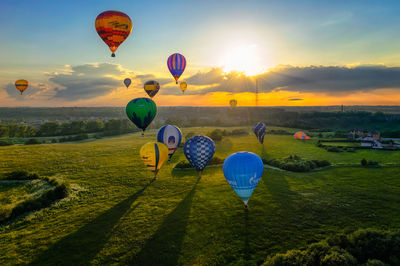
[15,79,29,95]
[95,11,133,57]
[167,53,186,84]
[126,98,157,133]
[144,80,160,98]
[180,82,187,93]
[184,136,215,177]
[229,99,237,109]
[124,78,131,88]
[157,125,182,159]
[140,142,168,177]
[253,122,266,144]
[294,131,310,140]
[223,152,264,206]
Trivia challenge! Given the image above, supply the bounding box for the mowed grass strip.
[0,127,399,265]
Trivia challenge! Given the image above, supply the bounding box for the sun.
[220,44,265,76]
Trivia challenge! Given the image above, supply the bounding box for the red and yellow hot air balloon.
[294,131,311,140]
[95,11,133,57]
[15,79,29,95]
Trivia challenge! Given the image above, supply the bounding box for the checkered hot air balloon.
[253,122,266,144]
[157,125,182,160]
[294,131,311,140]
[184,136,215,178]
[95,11,133,57]
[167,53,186,84]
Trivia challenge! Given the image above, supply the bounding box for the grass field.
[1,127,400,265]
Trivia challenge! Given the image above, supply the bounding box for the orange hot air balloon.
[95,11,133,57]
[294,131,311,140]
[15,80,29,95]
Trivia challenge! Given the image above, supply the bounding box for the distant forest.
[0,107,400,138]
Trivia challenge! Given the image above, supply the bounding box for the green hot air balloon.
[126,98,157,136]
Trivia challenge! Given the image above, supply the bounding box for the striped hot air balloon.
[140,142,169,179]
[95,11,133,57]
[157,125,182,160]
[294,131,311,140]
[167,53,186,84]
[15,79,29,95]
[143,80,160,98]
[253,122,266,144]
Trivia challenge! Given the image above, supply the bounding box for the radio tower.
[255,79,259,107]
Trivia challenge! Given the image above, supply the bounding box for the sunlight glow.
[220,44,266,76]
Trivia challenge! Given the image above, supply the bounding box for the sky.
[1,0,400,107]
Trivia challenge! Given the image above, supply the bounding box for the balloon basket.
[111,52,115,57]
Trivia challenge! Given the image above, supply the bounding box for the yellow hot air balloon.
[180,82,187,94]
[230,99,237,109]
[15,79,29,95]
[140,142,169,178]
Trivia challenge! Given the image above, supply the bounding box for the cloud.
[288,98,304,101]
[134,74,171,86]
[48,63,124,100]
[4,82,54,100]
[160,65,400,96]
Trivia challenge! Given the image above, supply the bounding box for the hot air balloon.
[157,125,182,160]
[294,131,310,140]
[144,80,160,98]
[140,142,169,179]
[126,98,157,136]
[223,152,264,209]
[229,99,237,109]
[95,11,133,57]
[124,78,131,88]
[180,82,187,94]
[184,136,215,178]
[15,80,29,95]
[253,122,266,144]
[167,53,186,84]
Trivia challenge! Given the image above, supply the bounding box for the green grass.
[0,127,400,265]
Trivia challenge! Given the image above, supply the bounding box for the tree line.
[0,119,138,138]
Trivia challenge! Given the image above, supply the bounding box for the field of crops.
[1,127,400,265]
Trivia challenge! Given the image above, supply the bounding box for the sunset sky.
[1,0,400,107]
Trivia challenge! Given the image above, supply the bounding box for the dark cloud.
[4,82,53,100]
[134,74,171,86]
[49,63,122,100]
[161,65,400,95]
[288,98,304,101]
[186,68,225,85]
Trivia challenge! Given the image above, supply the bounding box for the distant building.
[361,136,382,149]
[348,129,380,141]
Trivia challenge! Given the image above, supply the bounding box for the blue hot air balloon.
[157,125,183,160]
[184,136,215,178]
[223,152,264,208]
[124,78,131,88]
[253,122,266,144]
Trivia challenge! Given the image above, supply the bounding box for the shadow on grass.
[29,179,154,266]
[130,180,198,266]
[262,173,300,211]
